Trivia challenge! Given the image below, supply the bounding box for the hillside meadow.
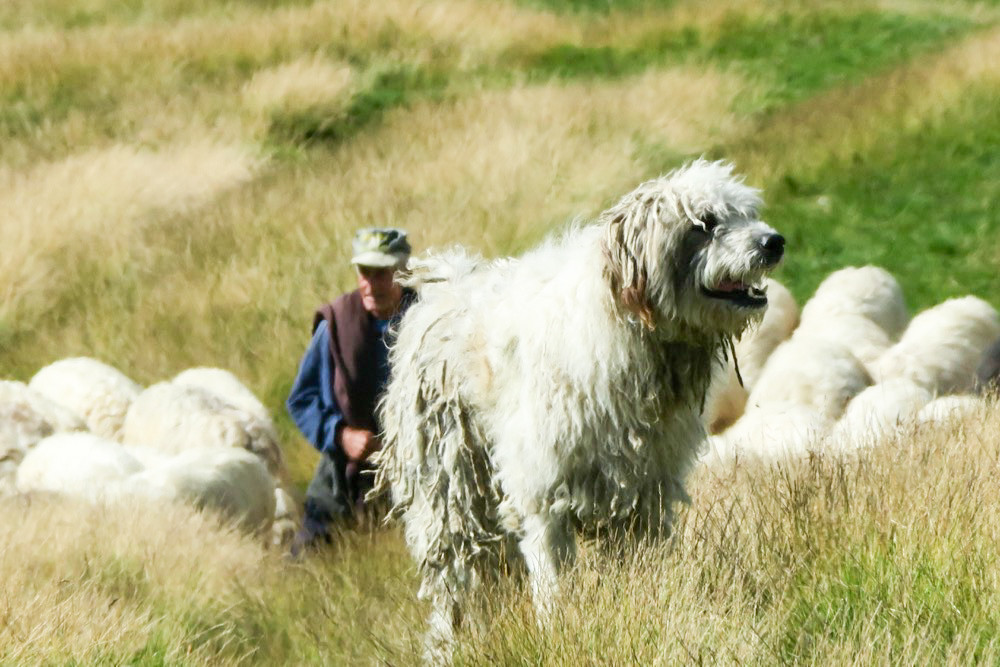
[2,0,1000,663]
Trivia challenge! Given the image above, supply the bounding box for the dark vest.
[312,288,415,432]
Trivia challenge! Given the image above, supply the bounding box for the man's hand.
[339,426,382,462]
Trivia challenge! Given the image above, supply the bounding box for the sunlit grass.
[4,407,1000,663]
[2,1,1000,660]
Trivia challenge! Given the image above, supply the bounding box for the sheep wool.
[0,380,87,434]
[115,447,276,534]
[122,382,285,477]
[172,367,276,432]
[873,296,1000,394]
[829,379,933,447]
[703,402,832,465]
[916,394,985,426]
[16,432,145,499]
[747,337,873,421]
[28,357,141,441]
[1,381,90,493]
[793,314,893,374]
[0,401,49,494]
[799,265,909,339]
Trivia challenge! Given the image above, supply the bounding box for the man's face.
[357,264,403,318]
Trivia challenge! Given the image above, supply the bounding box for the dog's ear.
[603,208,656,330]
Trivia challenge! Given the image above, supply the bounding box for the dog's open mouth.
[702,280,768,308]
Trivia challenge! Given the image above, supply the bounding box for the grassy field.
[2,0,1000,663]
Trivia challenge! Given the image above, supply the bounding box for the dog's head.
[602,159,783,338]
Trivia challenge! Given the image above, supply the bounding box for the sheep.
[746,337,873,421]
[703,402,832,466]
[873,296,1000,394]
[16,432,145,499]
[1,402,49,494]
[1,381,88,494]
[793,314,892,375]
[0,380,87,434]
[28,357,142,440]
[916,394,985,426]
[798,265,909,339]
[114,447,276,535]
[122,382,284,475]
[976,336,1000,396]
[172,367,275,430]
[16,433,276,535]
[829,379,933,447]
[703,278,799,433]
[122,380,296,546]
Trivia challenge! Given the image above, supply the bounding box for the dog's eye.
[695,211,719,232]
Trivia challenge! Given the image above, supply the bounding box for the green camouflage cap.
[351,227,411,268]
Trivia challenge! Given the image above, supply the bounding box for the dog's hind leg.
[423,589,460,664]
[519,510,576,622]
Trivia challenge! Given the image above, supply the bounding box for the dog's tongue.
[716,280,746,293]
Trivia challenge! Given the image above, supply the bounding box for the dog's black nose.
[760,233,785,262]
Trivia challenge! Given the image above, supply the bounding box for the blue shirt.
[286,318,392,454]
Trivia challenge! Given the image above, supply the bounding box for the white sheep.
[746,337,873,421]
[1,381,88,493]
[16,433,276,535]
[873,296,1000,394]
[916,394,985,426]
[703,278,799,433]
[28,357,142,440]
[0,380,88,434]
[172,367,275,430]
[115,447,277,534]
[799,265,909,339]
[1,403,49,494]
[16,432,145,499]
[829,379,933,447]
[703,402,832,466]
[793,314,892,375]
[121,382,284,476]
[122,380,296,546]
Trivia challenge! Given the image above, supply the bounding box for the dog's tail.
[371,287,508,603]
[398,246,487,291]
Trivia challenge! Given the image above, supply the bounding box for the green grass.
[520,10,976,113]
[5,1,1000,662]
[765,87,1000,309]
[707,11,975,108]
[513,0,677,12]
[782,538,1000,662]
[266,66,451,147]
[0,0,318,30]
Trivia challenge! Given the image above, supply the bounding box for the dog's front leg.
[519,510,576,622]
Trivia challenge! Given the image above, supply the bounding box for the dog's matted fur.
[372,160,784,647]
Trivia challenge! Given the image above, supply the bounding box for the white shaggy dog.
[372,160,784,649]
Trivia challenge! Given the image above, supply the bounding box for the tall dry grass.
[3,404,998,663]
[0,140,260,325]
[0,0,575,92]
[242,56,356,117]
[0,493,425,664]
[449,403,1000,664]
[312,65,750,257]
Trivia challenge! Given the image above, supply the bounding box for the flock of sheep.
[2,264,997,545]
[0,359,298,546]
[703,265,1000,464]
